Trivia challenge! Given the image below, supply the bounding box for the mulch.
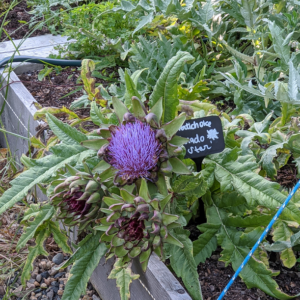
[18,67,83,109]
[0,0,50,42]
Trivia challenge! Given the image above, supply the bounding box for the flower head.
[97,181,183,272]
[63,191,91,216]
[104,121,162,185]
[94,96,191,187]
[50,171,103,230]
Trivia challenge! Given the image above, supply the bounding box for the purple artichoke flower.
[104,121,162,185]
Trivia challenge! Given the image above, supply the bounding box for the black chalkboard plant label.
[176,116,225,159]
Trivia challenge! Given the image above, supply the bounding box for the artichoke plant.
[95,179,183,271]
[82,96,191,188]
[50,167,104,230]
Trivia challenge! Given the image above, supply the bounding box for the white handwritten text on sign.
[176,116,225,159]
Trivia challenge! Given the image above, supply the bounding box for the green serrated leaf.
[17,205,55,251]
[21,227,50,285]
[60,232,103,269]
[62,242,107,300]
[193,225,219,265]
[108,259,140,300]
[0,145,94,215]
[170,230,203,300]
[49,221,72,254]
[205,148,300,223]
[46,113,87,145]
[150,51,195,123]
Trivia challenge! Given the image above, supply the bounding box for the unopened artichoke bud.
[94,180,183,272]
[88,96,191,188]
[50,169,104,230]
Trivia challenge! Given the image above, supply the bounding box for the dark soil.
[276,157,298,189]
[18,67,83,109]
[198,250,300,300]
[0,0,50,42]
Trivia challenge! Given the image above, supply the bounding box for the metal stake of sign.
[217,179,300,300]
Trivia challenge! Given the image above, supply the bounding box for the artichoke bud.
[141,241,150,252]
[129,247,141,258]
[69,179,88,189]
[153,236,161,248]
[65,176,80,183]
[54,181,70,192]
[86,192,101,204]
[106,224,118,235]
[160,226,168,239]
[159,149,169,161]
[107,212,121,222]
[160,161,173,175]
[124,242,134,250]
[69,187,80,194]
[97,128,111,138]
[77,192,92,201]
[109,203,124,211]
[151,211,162,223]
[85,180,100,192]
[144,113,159,128]
[97,144,108,157]
[136,204,150,213]
[121,204,135,212]
[138,212,149,221]
[173,147,183,155]
[123,112,136,123]
[134,196,146,205]
[76,172,92,178]
[155,129,167,142]
[151,223,160,235]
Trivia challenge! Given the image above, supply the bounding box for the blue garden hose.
[217,179,300,300]
[0,55,82,68]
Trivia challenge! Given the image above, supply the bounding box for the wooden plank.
[0,35,75,72]
[90,254,191,300]
[0,34,73,54]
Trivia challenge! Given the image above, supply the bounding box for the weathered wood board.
[90,254,192,300]
[0,34,74,73]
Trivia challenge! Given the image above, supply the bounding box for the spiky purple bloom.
[106,122,162,184]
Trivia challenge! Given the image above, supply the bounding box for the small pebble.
[34,281,40,287]
[47,290,54,300]
[41,271,50,279]
[41,283,47,289]
[51,281,59,287]
[47,261,52,269]
[92,296,101,300]
[54,272,65,279]
[51,286,59,294]
[27,283,35,289]
[52,253,64,265]
[36,274,42,283]
[29,278,36,284]
[44,278,51,286]
[30,297,37,300]
[57,290,64,296]
[209,285,215,292]
[49,268,59,276]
